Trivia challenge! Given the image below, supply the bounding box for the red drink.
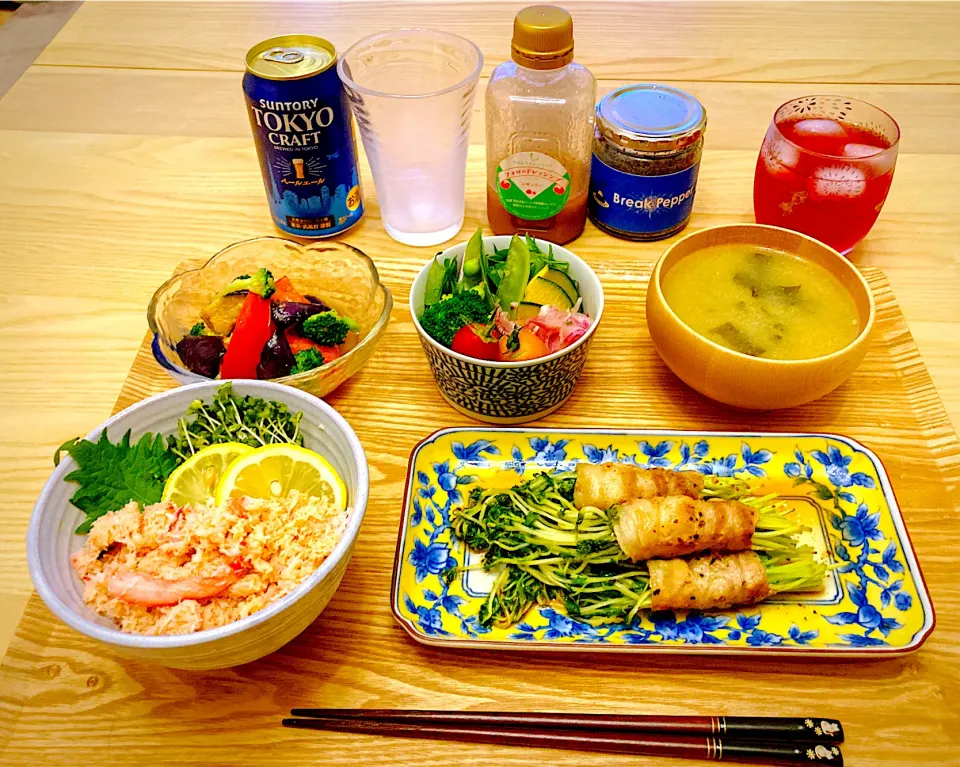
[754,96,899,254]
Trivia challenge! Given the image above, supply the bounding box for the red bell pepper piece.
[284,328,341,362]
[314,345,341,363]
[272,275,309,303]
[220,292,274,379]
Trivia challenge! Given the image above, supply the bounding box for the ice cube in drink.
[760,134,800,177]
[842,143,882,159]
[786,118,848,154]
[810,164,867,199]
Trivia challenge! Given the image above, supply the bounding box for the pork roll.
[573,463,704,509]
[612,496,757,561]
[648,551,772,611]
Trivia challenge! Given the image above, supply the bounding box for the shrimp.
[106,567,239,607]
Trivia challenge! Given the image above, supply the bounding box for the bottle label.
[496,152,571,221]
[588,155,700,234]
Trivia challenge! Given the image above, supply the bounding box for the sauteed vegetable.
[176,268,360,379]
[448,465,826,628]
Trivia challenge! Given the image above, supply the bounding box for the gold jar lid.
[511,5,574,70]
[597,84,706,154]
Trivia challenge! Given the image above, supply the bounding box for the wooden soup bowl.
[645,224,876,410]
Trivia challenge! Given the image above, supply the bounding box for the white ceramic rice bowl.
[27,380,368,670]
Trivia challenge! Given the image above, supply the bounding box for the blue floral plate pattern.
[391,429,934,656]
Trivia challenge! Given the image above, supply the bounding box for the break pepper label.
[588,154,700,236]
[496,152,570,220]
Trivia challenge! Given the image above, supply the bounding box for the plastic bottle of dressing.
[485,5,596,244]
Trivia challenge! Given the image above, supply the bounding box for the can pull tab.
[263,47,305,64]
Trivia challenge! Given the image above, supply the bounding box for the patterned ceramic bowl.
[147,237,392,397]
[27,380,369,670]
[410,236,604,424]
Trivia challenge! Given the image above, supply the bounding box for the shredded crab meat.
[71,494,351,635]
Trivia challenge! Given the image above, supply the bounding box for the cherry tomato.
[499,328,550,362]
[451,323,499,361]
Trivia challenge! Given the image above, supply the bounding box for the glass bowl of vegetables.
[147,237,392,397]
[410,231,604,424]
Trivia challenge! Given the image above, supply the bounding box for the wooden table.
[1,2,959,765]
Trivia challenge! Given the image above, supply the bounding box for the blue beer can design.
[243,35,363,238]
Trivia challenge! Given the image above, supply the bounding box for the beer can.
[243,35,363,238]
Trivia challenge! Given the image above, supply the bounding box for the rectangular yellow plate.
[391,429,934,656]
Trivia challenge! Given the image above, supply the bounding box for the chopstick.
[282,716,845,765]
[287,708,844,744]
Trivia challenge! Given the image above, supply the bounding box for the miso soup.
[662,245,860,360]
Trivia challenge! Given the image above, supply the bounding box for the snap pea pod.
[423,255,459,307]
[477,242,495,310]
[461,227,483,287]
[440,257,459,297]
[423,256,447,307]
[495,235,531,318]
[479,243,495,293]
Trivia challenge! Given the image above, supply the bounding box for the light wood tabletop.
[1,2,959,765]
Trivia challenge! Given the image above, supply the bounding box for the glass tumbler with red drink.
[754,96,899,254]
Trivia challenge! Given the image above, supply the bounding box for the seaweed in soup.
[709,322,766,357]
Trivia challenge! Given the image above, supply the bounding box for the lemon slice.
[162,442,255,506]
[214,443,347,509]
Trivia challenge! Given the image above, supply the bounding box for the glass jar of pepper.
[588,84,706,241]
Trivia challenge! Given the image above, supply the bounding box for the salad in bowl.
[410,230,603,424]
[174,267,362,381]
[418,229,593,362]
[148,237,391,398]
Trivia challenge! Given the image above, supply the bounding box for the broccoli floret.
[301,310,361,346]
[419,290,490,347]
[188,321,208,336]
[218,268,276,299]
[291,348,325,375]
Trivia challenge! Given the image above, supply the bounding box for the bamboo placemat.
[1,266,958,766]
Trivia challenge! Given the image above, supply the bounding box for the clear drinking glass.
[338,29,483,246]
[754,95,899,255]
